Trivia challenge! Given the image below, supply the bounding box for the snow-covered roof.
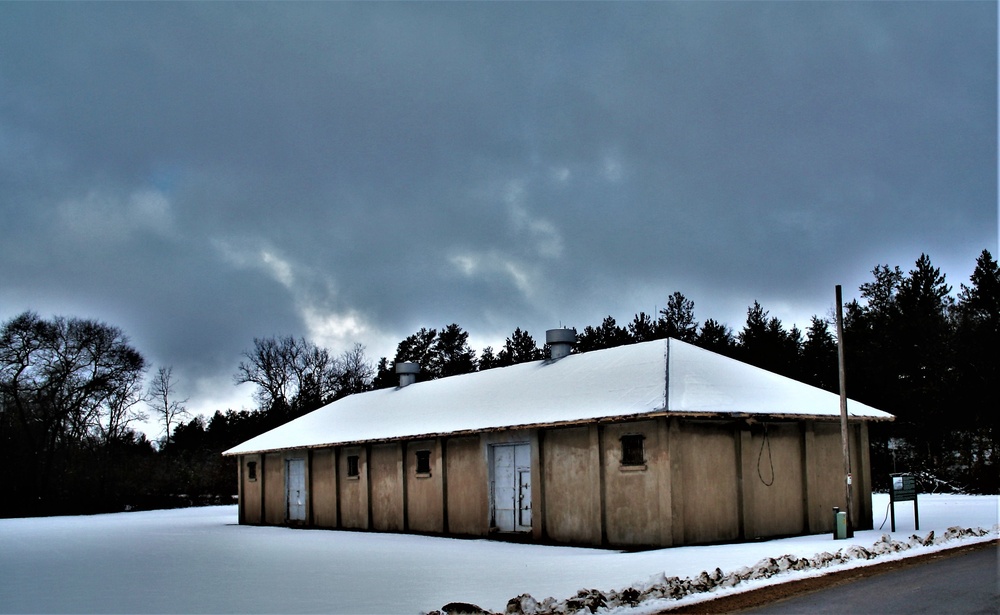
[224,338,893,456]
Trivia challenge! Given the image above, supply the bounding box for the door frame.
[489,442,532,533]
[285,457,307,524]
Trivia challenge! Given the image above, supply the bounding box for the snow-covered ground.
[0,494,996,614]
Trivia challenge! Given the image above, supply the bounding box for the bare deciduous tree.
[102,368,148,444]
[147,366,189,446]
[0,311,148,512]
[234,336,340,415]
[335,343,374,399]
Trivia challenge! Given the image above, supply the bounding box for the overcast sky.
[1,2,996,424]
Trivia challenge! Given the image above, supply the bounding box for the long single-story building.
[223,334,893,548]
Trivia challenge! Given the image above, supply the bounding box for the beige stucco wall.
[263,452,286,525]
[542,425,601,545]
[338,446,368,529]
[802,421,873,534]
[240,454,262,524]
[741,422,805,539]
[405,439,444,533]
[311,448,337,527]
[805,421,842,533]
[444,436,488,536]
[673,421,740,545]
[852,422,872,530]
[602,420,667,547]
[235,416,875,548]
[369,443,404,532]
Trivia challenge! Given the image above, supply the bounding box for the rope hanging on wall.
[757,423,775,487]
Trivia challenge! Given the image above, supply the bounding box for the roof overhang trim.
[222,409,892,457]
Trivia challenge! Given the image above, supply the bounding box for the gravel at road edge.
[660,539,999,614]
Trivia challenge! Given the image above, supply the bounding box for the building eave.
[222,407,891,457]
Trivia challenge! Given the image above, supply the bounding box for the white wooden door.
[286,458,306,522]
[492,443,531,533]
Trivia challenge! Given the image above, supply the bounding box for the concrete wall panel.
[602,420,663,547]
[405,440,444,533]
[743,422,804,538]
[444,436,488,536]
[370,443,404,532]
[263,452,286,525]
[676,421,739,545]
[807,422,845,532]
[543,426,600,545]
[802,421,874,533]
[338,446,368,529]
[311,448,337,527]
[852,423,872,530]
[240,454,262,524]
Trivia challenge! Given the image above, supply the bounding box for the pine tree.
[843,266,904,413]
[577,316,630,352]
[695,318,735,355]
[658,291,698,342]
[394,328,438,370]
[478,346,500,370]
[498,328,542,366]
[372,357,395,390]
[737,301,800,377]
[628,312,659,342]
[893,254,955,468]
[956,249,1000,327]
[952,250,999,490]
[801,316,836,391]
[430,323,477,378]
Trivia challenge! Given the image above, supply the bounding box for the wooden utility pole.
[835,285,854,537]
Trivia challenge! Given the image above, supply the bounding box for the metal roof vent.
[546,328,576,360]
[396,362,420,387]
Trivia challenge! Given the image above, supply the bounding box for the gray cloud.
[1,2,995,418]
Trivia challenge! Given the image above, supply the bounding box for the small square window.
[247,461,257,481]
[415,450,431,475]
[346,455,360,478]
[621,434,645,467]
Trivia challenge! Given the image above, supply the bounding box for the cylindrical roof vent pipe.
[396,362,420,387]
[546,328,576,360]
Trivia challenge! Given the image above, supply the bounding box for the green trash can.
[835,510,848,540]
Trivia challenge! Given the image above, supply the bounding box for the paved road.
[743,542,999,614]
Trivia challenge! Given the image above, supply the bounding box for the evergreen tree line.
[2,250,995,516]
[173,248,1000,496]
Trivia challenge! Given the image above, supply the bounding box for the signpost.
[889,473,919,532]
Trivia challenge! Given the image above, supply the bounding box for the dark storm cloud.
[0,2,994,416]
